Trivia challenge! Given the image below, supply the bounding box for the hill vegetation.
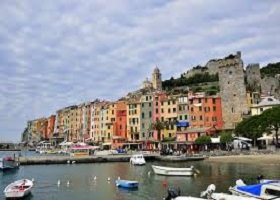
[260,62,280,78]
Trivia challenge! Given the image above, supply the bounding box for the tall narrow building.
[218,52,249,130]
[152,67,162,91]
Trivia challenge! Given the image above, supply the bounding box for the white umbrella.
[257,135,273,141]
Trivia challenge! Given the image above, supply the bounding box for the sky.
[0,0,279,142]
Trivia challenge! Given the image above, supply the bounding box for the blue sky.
[0,0,279,142]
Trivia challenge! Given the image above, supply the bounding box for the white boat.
[229,179,280,199]
[165,184,258,200]
[130,154,146,165]
[0,157,20,170]
[152,165,194,176]
[4,179,33,198]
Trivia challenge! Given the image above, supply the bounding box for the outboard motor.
[165,187,181,200]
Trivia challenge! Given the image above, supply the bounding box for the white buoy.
[57,180,61,186]
[72,161,76,164]
[107,177,111,181]
[67,160,70,164]
[31,178,35,182]
[67,181,70,186]
[94,176,97,180]
[118,176,120,180]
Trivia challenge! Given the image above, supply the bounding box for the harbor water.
[1,151,280,200]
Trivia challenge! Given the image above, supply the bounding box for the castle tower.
[152,66,162,90]
[218,53,249,130]
[246,63,261,92]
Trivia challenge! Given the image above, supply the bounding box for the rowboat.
[152,165,194,176]
[115,180,138,189]
[4,179,33,198]
[0,157,20,170]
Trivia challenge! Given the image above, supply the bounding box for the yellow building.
[247,92,261,108]
[251,96,280,116]
[104,102,116,143]
[126,97,141,141]
[162,95,178,139]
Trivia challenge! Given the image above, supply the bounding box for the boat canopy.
[237,183,264,196]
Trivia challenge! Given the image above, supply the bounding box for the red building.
[112,100,127,148]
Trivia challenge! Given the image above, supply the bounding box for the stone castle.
[184,51,280,98]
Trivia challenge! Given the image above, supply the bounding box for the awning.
[211,137,220,144]
[234,137,252,141]
[102,142,112,146]
[177,121,190,127]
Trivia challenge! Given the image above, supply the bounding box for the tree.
[151,119,165,142]
[220,131,233,150]
[260,106,280,147]
[234,115,264,146]
[195,135,211,151]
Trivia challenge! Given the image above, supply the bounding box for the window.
[142,112,145,118]
[184,115,188,120]
[108,125,111,129]
[168,101,170,105]
[161,108,164,113]
[199,116,203,121]
[149,102,152,107]
[146,96,148,101]
[231,107,235,113]
[142,103,144,108]
[120,125,122,130]
[191,107,194,112]
[156,102,158,106]
[198,98,201,103]
[205,98,208,103]
[213,106,216,111]
[212,116,217,122]
[173,108,176,113]
[179,115,183,120]
[149,111,152,118]
[191,116,196,121]
[169,133,172,138]
[179,106,182,111]
[168,108,171,113]
[156,108,159,114]
[213,99,216,104]
[142,132,145,138]
[142,123,145,128]
[199,106,202,111]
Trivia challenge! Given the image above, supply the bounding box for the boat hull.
[4,179,33,198]
[152,165,194,176]
[115,180,138,189]
[0,158,20,170]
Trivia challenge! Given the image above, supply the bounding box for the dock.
[18,154,206,165]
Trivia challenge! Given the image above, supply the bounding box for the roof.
[252,96,280,108]
[185,127,213,133]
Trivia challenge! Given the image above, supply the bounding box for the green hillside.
[261,62,280,78]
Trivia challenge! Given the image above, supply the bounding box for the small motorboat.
[229,179,280,199]
[152,165,194,176]
[115,179,138,189]
[0,157,20,170]
[165,184,257,200]
[4,179,33,198]
[130,154,146,165]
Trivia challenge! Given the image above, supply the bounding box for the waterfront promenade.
[18,154,207,165]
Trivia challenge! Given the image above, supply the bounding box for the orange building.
[46,115,56,139]
[112,100,127,148]
[187,93,223,141]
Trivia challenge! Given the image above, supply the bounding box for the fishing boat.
[130,154,146,165]
[115,179,139,189]
[152,165,194,176]
[229,179,280,199]
[4,179,33,198]
[0,157,20,170]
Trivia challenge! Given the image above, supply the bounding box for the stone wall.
[218,58,249,130]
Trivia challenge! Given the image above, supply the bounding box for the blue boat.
[115,180,138,189]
